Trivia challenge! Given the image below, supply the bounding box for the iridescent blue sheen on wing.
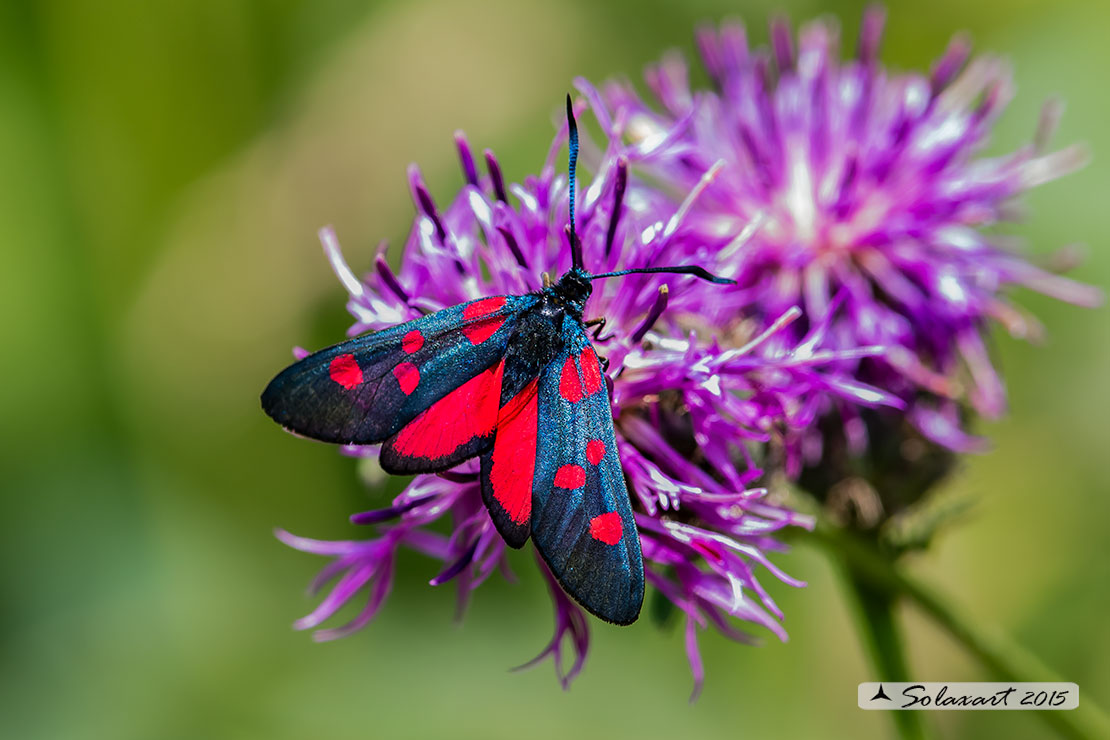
[531,324,644,625]
[261,294,536,445]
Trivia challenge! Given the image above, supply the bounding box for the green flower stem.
[809,519,1110,740]
[841,564,929,740]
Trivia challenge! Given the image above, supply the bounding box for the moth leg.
[584,316,615,342]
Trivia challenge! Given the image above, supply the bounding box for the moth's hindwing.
[480,307,567,548]
[261,295,534,457]
[529,325,645,624]
[479,378,539,548]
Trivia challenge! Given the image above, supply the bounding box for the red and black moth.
[262,97,732,625]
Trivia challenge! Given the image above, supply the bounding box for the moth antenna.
[590,265,735,284]
[566,94,583,270]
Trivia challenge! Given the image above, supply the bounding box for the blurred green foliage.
[1,1,1107,738]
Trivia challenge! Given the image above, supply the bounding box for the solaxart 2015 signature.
[900,684,1070,709]
[858,683,1079,711]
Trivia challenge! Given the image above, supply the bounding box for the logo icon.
[870,684,892,702]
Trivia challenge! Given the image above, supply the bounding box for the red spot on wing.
[462,317,505,345]
[489,380,539,524]
[461,297,507,345]
[589,512,623,545]
[329,354,363,389]
[393,362,420,395]
[391,361,505,460]
[402,330,424,354]
[559,356,583,403]
[580,348,603,395]
[463,296,507,320]
[554,464,586,489]
[586,439,606,465]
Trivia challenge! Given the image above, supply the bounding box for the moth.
[262,97,731,625]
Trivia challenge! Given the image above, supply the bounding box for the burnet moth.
[262,96,733,625]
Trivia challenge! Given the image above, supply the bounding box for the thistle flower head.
[276,6,1096,693]
[279,119,896,696]
[590,6,1100,455]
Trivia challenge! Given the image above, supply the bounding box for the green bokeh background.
[2,1,1107,738]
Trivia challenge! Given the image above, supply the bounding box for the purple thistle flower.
[588,6,1100,455]
[279,119,899,696]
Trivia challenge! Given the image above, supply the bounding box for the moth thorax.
[551,268,592,313]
